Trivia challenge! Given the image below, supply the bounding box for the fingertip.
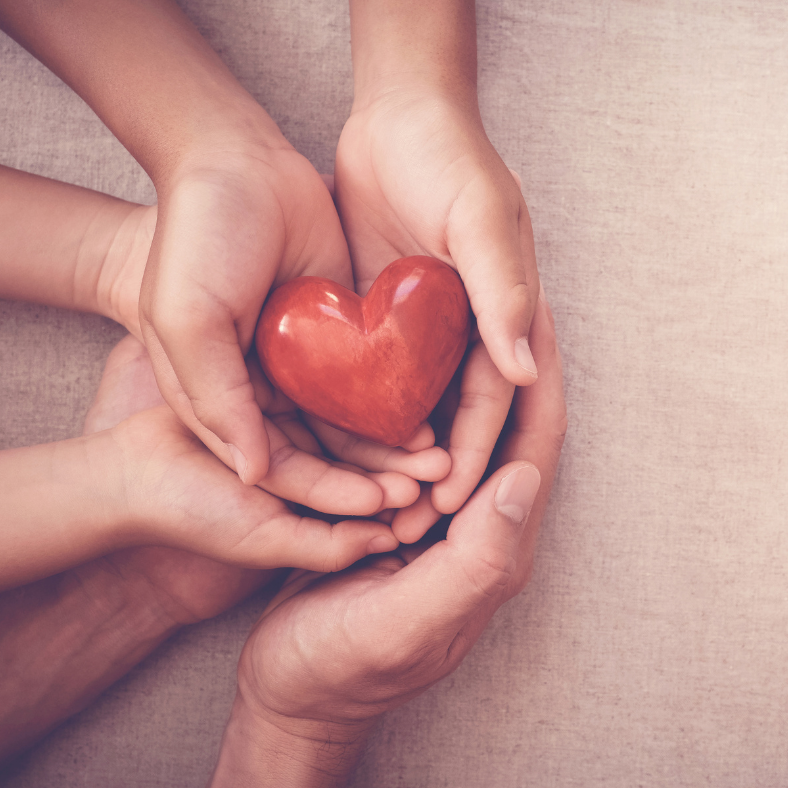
[493,463,541,525]
[323,519,398,569]
[231,426,270,485]
[391,487,443,544]
[371,471,421,510]
[401,422,435,452]
[431,482,462,516]
[367,533,400,555]
[343,474,386,515]
[411,446,452,482]
[475,289,540,388]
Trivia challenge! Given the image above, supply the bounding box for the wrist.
[95,203,155,338]
[0,0,289,188]
[211,694,377,788]
[151,101,292,193]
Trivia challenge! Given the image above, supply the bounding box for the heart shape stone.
[256,256,471,446]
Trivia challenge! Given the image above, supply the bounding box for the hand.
[0,337,278,764]
[0,0,372,488]
[82,331,274,626]
[102,335,413,572]
[2,335,408,591]
[209,292,565,787]
[335,92,538,518]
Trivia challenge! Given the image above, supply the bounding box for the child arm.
[0,164,149,335]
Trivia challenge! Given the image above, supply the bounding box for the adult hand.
[335,0,539,516]
[209,291,565,787]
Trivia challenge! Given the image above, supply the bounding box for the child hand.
[208,293,566,787]
[335,97,535,518]
[82,331,275,627]
[2,335,406,591]
[100,178,452,494]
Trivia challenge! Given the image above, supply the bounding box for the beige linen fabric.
[2,1,787,785]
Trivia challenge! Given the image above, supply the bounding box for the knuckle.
[465,545,516,600]
[265,442,299,475]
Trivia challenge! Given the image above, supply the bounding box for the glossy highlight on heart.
[256,256,471,446]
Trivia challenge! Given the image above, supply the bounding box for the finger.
[304,414,451,482]
[327,462,421,511]
[392,484,444,544]
[260,419,385,515]
[141,311,271,486]
[431,341,514,514]
[188,502,399,575]
[366,471,421,510]
[381,461,541,639]
[400,422,436,452]
[446,170,540,388]
[251,515,399,574]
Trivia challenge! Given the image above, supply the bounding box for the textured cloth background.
[2,0,788,785]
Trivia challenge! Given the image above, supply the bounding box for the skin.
[0,0,355,484]
[0,294,564,778]
[0,0,540,503]
[209,291,566,787]
[0,164,465,588]
[0,339,278,764]
[336,0,541,522]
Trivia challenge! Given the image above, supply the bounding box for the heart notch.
[256,256,471,446]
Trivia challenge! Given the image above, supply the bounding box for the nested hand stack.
[0,0,564,783]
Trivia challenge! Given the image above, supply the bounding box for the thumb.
[386,461,541,637]
[446,169,540,386]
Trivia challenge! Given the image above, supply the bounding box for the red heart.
[256,256,471,446]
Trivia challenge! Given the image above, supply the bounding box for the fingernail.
[538,282,546,304]
[515,337,538,376]
[367,534,399,554]
[226,443,248,482]
[494,465,541,524]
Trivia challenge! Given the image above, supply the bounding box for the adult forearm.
[349,0,477,107]
[0,0,283,184]
[0,560,178,764]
